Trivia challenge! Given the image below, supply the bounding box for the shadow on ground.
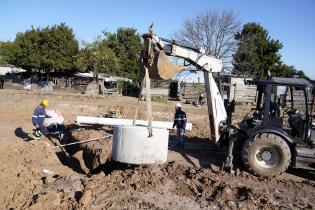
[14,127,33,141]
[168,132,227,169]
[55,151,87,174]
[287,167,315,182]
[169,132,315,182]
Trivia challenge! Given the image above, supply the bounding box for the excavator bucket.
[149,50,185,80]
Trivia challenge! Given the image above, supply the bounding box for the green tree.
[75,39,120,80]
[0,41,16,64]
[75,41,95,73]
[232,23,282,78]
[6,23,78,73]
[103,27,142,82]
[39,23,79,72]
[275,64,309,80]
[14,27,45,71]
[296,70,309,80]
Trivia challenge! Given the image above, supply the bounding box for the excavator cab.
[238,77,315,177]
[241,77,314,143]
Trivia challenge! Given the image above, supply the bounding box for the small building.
[73,72,132,95]
[157,69,257,104]
[174,71,256,103]
[144,70,206,102]
[174,70,205,102]
[0,64,27,76]
[221,74,256,103]
[0,64,28,89]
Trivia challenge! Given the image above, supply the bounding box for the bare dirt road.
[0,89,314,210]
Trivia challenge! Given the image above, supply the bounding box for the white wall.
[229,77,256,102]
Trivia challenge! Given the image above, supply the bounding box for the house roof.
[74,72,132,82]
[0,66,26,75]
[253,77,312,88]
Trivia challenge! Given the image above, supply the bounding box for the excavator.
[141,26,315,177]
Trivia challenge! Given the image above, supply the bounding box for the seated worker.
[32,99,51,140]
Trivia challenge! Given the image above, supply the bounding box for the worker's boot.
[32,129,41,140]
[32,134,41,140]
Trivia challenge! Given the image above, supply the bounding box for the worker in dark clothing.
[198,93,205,106]
[32,99,51,140]
[0,76,4,89]
[172,103,187,147]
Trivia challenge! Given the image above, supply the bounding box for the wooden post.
[144,66,153,137]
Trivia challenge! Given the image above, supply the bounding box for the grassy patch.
[151,96,169,104]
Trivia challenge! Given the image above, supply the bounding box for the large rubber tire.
[242,133,291,177]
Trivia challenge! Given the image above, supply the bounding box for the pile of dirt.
[0,140,80,210]
[79,161,315,209]
[5,155,314,210]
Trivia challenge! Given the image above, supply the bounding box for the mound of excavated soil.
[5,154,314,210]
[81,161,315,209]
[0,139,80,210]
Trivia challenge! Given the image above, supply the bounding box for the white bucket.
[112,125,169,164]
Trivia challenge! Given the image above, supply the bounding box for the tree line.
[232,22,308,79]
[175,10,308,80]
[0,23,79,73]
[0,23,143,82]
[0,11,309,82]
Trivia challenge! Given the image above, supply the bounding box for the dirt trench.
[54,126,114,175]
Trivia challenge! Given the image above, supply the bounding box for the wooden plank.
[144,66,153,137]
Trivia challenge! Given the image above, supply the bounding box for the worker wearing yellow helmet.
[32,99,51,140]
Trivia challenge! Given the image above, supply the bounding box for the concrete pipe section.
[112,125,169,164]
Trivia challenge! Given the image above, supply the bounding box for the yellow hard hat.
[41,99,48,107]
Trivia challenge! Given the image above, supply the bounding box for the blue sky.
[0,0,314,79]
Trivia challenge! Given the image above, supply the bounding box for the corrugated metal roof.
[254,77,312,87]
[0,66,26,75]
[74,72,132,82]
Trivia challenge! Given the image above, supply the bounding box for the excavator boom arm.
[144,31,227,142]
[151,35,223,73]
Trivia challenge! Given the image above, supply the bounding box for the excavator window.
[255,83,308,140]
[277,86,308,139]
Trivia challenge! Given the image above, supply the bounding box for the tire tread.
[242,133,291,177]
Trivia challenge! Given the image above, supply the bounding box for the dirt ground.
[0,89,314,210]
